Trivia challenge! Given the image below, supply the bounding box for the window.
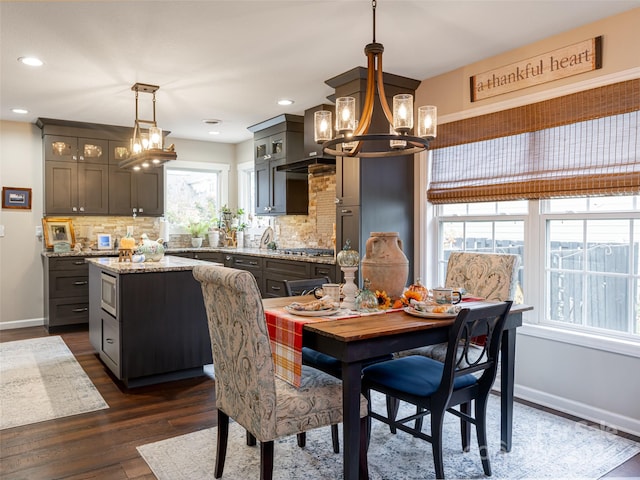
[165,161,230,229]
[436,196,640,345]
[237,161,255,218]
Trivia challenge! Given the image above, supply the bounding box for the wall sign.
[470,36,602,102]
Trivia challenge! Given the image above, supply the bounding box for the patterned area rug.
[138,392,639,479]
[0,336,108,430]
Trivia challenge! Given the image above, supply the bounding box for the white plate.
[284,305,339,317]
[403,306,458,319]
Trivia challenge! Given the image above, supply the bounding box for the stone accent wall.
[66,216,161,249]
[273,171,336,249]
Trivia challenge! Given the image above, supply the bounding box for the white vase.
[236,231,244,248]
[208,231,219,248]
[191,237,203,248]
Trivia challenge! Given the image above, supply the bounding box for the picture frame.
[42,217,76,249]
[2,186,32,210]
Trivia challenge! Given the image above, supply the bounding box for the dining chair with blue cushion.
[193,265,369,480]
[362,301,513,479]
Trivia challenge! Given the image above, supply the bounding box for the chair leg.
[475,397,492,476]
[359,416,369,480]
[259,440,275,480]
[331,424,340,453]
[430,410,446,480]
[460,402,471,452]
[215,410,229,479]
[415,406,424,432]
[246,430,257,446]
[297,432,306,448]
[385,394,400,434]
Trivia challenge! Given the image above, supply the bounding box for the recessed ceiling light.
[18,56,43,67]
[209,131,220,135]
[277,99,294,106]
[11,108,29,114]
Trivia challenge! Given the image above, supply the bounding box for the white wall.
[415,8,640,436]
[0,121,45,328]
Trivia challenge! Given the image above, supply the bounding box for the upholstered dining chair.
[192,265,369,480]
[363,301,513,479]
[388,252,520,432]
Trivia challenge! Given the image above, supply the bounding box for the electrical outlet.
[35,226,43,238]
[0,225,5,237]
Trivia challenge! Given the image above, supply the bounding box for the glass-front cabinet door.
[44,135,77,162]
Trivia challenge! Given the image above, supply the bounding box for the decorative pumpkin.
[406,278,428,301]
[120,234,136,250]
[337,239,360,267]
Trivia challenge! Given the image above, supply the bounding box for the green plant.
[187,221,209,238]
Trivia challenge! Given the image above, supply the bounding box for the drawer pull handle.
[72,308,88,313]
[249,261,258,266]
[105,338,114,344]
[271,286,281,291]
[73,261,84,265]
[74,281,88,285]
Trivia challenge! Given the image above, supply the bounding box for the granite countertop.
[43,247,336,265]
[85,255,218,274]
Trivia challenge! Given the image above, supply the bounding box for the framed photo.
[2,187,32,210]
[42,217,76,249]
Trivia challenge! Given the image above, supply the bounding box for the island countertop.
[85,255,216,274]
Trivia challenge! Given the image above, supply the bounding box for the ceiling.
[2,1,639,145]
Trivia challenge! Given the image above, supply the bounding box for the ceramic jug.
[360,232,408,299]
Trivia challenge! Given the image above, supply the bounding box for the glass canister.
[337,239,359,267]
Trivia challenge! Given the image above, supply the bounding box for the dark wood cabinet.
[88,264,213,388]
[44,135,110,215]
[44,256,90,332]
[249,114,307,215]
[262,257,336,298]
[108,166,164,216]
[38,118,165,217]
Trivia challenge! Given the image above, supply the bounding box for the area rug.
[0,336,108,430]
[138,392,639,479]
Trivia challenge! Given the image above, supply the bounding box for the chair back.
[284,276,331,296]
[438,301,513,399]
[193,264,279,440]
[445,252,520,301]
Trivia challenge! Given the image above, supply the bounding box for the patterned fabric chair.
[192,265,368,480]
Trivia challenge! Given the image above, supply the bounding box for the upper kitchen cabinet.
[108,166,164,216]
[38,118,164,217]
[248,114,307,215]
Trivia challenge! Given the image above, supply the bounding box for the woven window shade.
[428,79,640,203]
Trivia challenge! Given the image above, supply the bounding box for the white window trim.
[434,199,640,359]
[237,160,254,214]
[165,160,231,234]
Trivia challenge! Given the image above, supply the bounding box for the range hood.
[276,154,336,173]
[277,103,336,173]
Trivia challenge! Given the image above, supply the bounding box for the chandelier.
[314,0,437,158]
[118,83,177,171]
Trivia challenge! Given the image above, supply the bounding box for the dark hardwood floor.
[1,326,638,479]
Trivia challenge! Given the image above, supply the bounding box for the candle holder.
[340,266,358,310]
[336,239,360,311]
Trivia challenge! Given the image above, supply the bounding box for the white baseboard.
[0,318,45,330]
[514,384,640,439]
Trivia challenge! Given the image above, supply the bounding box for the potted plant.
[188,221,209,248]
[235,220,249,248]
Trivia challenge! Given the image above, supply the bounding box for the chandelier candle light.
[118,83,177,171]
[314,0,437,158]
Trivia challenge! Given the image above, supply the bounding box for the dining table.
[262,295,532,480]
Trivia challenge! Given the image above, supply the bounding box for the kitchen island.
[87,256,215,387]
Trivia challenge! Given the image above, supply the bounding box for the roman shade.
[428,79,640,204]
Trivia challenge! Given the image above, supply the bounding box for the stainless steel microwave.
[101,273,117,317]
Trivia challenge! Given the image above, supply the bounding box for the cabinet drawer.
[101,313,121,377]
[227,255,263,271]
[312,264,336,282]
[49,272,89,298]
[193,252,225,263]
[49,256,88,272]
[48,297,89,327]
[263,258,310,277]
